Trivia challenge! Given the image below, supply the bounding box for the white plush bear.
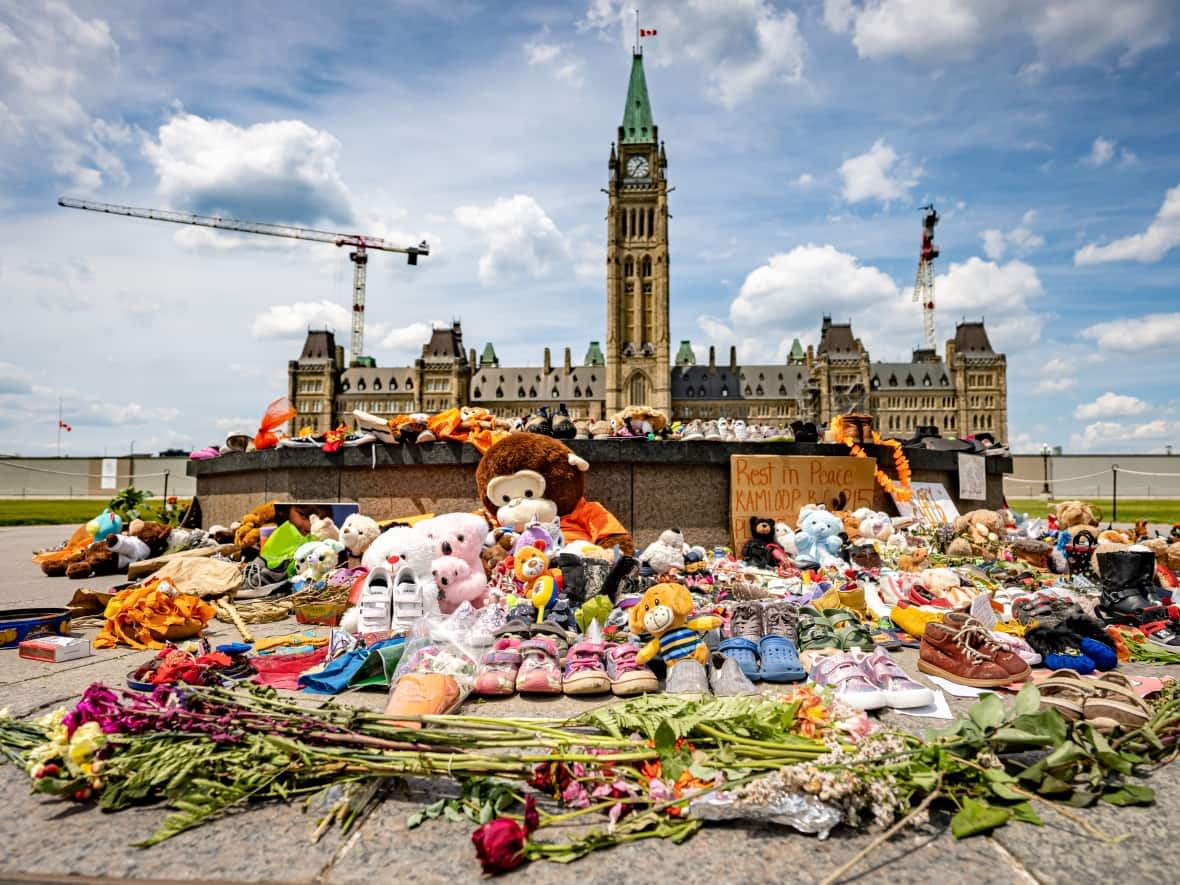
[794,507,845,569]
[773,522,798,557]
[362,524,434,582]
[639,528,687,574]
[339,513,380,565]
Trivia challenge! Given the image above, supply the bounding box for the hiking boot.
[941,612,1031,679]
[1096,549,1166,625]
[763,601,801,643]
[917,621,1013,688]
[729,601,764,642]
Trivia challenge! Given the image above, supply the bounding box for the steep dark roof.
[340,367,415,394]
[422,323,465,361]
[870,362,952,389]
[299,330,337,362]
[817,319,859,357]
[670,366,810,400]
[470,367,605,403]
[954,322,995,355]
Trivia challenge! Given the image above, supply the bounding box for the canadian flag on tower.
[640,28,657,36]
[58,420,72,432]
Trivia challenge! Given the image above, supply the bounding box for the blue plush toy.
[793,507,845,569]
[86,508,122,542]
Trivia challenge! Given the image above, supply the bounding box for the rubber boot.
[1096,549,1166,625]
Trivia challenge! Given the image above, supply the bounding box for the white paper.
[892,482,960,527]
[926,674,989,698]
[957,453,986,501]
[100,458,117,490]
[894,689,954,719]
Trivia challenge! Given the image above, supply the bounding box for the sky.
[1,0,1178,457]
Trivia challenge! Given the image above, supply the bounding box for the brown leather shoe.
[918,621,1013,687]
[941,612,1031,680]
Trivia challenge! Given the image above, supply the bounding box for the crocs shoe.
[605,643,659,696]
[717,636,760,680]
[757,634,806,682]
[516,637,562,694]
[811,653,886,710]
[474,638,522,696]
[858,647,934,709]
[358,565,394,634]
[562,640,611,695]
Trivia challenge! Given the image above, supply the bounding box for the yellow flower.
[67,721,105,773]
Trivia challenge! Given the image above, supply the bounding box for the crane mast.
[58,197,428,366]
[912,205,939,350]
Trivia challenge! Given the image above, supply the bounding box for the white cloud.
[839,139,921,204]
[143,112,354,225]
[932,257,1046,347]
[523,30,585,87]
[0,1,128,190]
[525,40,561,66]
[1120,148,1139,166]
[1079,311,1180,352]
[1035,377,1074,394]
[794,173,814,187]
[1070,418,1180,452]
[0,362,33,395]
[380,321,434,351]
[453,194,569,285]
[1082,136,1116,167]
[821,1,1171,66]
[979,210,1044,260]
[251,300,350,340]
[580,0,806,108]
[1074,183,1180,264]
[1073,392,1151,420]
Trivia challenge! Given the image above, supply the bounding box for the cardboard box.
[19,635,92,663]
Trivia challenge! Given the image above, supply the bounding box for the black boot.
[1096,549,1165,625]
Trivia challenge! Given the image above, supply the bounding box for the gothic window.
[641,256,652,277]
[342,380,350,391]
[686,387,695,398]
[390,378,398,390]
[721,388,728,397]
[372,378,381,391]
[518,387,526,397]
[406,379,412,389]
[871,377,879,389]
[574,386,582,397]
[357,378,366,391]
[529,387,537,397]
[923,376,931,386]
[591,374,596,382]
[648,208,655,236]
[473,388,481,399]
[905,374,915,386]
[629,374,647,405]
[756,385,763,396]
[698,385,705,396]
[551,387,559,398]
[889,374,897,386]
[744,385,752,395]
[496,387,503,398]
[624,256,634,277]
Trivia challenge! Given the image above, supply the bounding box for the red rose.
[471,818,527,875]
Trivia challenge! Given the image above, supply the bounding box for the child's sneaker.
[516,636,562,694]
[390,566,425,631]
[358,565,394,633]
[562,640,611,695]
[604,643,659,696]
[474,637,522,696]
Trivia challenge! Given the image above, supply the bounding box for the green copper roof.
[675,340,696,366]
[789,338,805,361]
[584,341,605,366]
[621,53,655,144]
[479,342,498,366]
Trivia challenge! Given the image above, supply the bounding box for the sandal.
[1037,669,1091,721]
[474,638,522,696]
[516,637,562,694]
[1083,673,1152,732]
[824,609,876,652]
[797,609,838,651]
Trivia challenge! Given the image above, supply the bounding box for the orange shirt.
[560,498,628,546]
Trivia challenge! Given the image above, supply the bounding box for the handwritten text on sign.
[729,455,876,547]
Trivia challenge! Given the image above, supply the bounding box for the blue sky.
[1,0,1178,456]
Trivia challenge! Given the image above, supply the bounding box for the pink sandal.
[562,640,611,695]
[515,637,561,694]
[474,637,522,696]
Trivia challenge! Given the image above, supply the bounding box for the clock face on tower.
[625,155,649,179]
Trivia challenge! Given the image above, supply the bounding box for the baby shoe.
[474,638,522,696]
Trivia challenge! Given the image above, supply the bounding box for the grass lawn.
[1008,498,1180,526]
[0,499,191,527]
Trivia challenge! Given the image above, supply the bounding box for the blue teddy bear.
[794,508,845,569]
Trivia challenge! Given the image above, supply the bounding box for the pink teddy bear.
[416,512,489,613]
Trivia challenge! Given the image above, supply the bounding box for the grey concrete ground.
[0,524,1176,885]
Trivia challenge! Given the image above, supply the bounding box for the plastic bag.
[261,521,310,570]
[254,396,297,450]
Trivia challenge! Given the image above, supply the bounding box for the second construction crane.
[58,197,429,367]
[912,204,939,350]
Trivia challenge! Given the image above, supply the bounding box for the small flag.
[59,420,72,432]
[640,28,657,36]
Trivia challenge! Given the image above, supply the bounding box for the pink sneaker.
[811,653,886,710]
[857,647,934,708]
[562,640,611,695]
[515,636,561,694]
[474,637,521,696]
[604,643,659,696]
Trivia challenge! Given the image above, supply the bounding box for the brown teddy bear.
[952,509,1005,551]
[629,583,722,668]
[475,434,634,554]
[233,501,278,549]
[128,519,173,556]
[1056,500,1101,534]
[47,541,120,579]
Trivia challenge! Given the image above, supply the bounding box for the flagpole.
[635,8,639,54]
[57,397,62,457]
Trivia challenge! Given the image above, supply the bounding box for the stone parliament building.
[289,52,1008,443]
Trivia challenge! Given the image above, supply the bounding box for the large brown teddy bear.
[1056,501,1101,534]
[128,519,173,556]
[233,501,278,549]
[952,509,1005,550]
[475,434,634,555]
[42,541,121,579]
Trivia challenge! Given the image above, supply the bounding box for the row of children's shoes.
[474,635,659,697]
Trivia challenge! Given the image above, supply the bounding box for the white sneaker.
[358,565,394,633]
[390,565,425,630]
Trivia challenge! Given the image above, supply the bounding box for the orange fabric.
[93,578,216,650]
[560,498,628,547]
[255,397,297,450]
[33,524,91,565]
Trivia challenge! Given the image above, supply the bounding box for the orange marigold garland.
[830,417,913,502]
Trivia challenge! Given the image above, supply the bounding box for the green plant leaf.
[951,798,1011,839]
[993,727,1054,746]
[968,693,1004,731]
[1102,784,1155,806]
[1014,682,1041,716]
[990,782,1027,801]
[406,810,425,829]
[1045,742,1087,769]
[1009,802,1043,825]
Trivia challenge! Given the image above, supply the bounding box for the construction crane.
[58,197,429,367]
[912,204,939,350]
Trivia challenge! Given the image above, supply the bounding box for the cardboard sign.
[957,453,986,501]
[729,455,876,547]
[893,482,960,527]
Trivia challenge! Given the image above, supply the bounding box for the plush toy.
[919,567,962,599]
[44,540,121,579]
[513,543,562,621]
[234,501,278,549]
[362,526,436,595]
[773,522,798,558]
[1055,501,1100,533]
[475,433,634,554]
[107,534,151,569]
[339,513,380,565]
[127,519,173,556]
[480,527,517,577]
[86,509,122,542]
[629,583,722,668]
[309,515,340,542]
[952,509,1005,550]
[856,510,894,545]
[293,539,344,587]
[742,516,779,568]
[416,513,491,612]
[898,547,930,572]
[946,537,974,557]
[639,528,687,575]
[793,507,845,569]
